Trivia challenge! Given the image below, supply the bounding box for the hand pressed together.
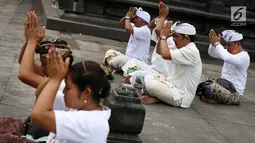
[159,3,169,18]
[26,11,45,43]
[126,7,137,18]
[46,48,70,81]
[24,19,28,42]
[209,29,221,45]
[160,21,173,37]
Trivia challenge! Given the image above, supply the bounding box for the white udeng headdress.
[222,30,243,42]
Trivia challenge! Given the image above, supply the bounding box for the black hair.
[67,55,74,67]
[180,34,196,42]
[143,20,148,25]
[239,40,243,47]
[69,60,111,103]
[188,35,196,42]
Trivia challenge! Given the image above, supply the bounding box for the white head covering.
[136,7,151,23]
[222,30,243,42]
[173,23,196,35]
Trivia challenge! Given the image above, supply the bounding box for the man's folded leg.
[111,54,129,69]
[103,49,124,66]
[143,79,182,107]
[209,82,241,105]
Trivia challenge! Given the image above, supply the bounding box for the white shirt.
[122,37,175,77]
[165,42,202,108]
[125,23,151,64]
[208,44,250,95]
[53,80,68,111]
[150,37,176,76]
[47,81,111,143]
[47,107,111,143]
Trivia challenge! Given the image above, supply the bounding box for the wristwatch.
[125,16,130,20]
[214,42,221,47]
[160,36,167,40]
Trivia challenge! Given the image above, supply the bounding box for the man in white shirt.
[198,29,250,105]
[140,3,202,108]
[121,20,178,88]
[103,7,151,69]
[122,35,175,88]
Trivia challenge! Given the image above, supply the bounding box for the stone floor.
[0,0,255,143]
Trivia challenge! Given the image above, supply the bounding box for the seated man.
[140,3,202,108]
[122,32,176,88]
[198,29,250,105]
[103,7,151,69]
[121,9,178,87]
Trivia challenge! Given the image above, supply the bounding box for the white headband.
[136,7,151,23]
[222,30,243,42]
[173,22,196,35]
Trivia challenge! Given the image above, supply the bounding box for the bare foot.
[201,96,220,104]
[141,95,159,104]
[123,76,131,84]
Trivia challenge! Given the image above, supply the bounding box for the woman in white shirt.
[30,48,111,143]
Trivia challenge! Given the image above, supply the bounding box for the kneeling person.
[103,7,151,69]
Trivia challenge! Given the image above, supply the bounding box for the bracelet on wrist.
[125,16,130,19]
[160,36,167,40]
[214,42,221,47]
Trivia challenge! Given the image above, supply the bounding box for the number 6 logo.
[233,7,244,21]
[231,6,246,22]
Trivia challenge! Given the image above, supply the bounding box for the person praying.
[198,29,250,105]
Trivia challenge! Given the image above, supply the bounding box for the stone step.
[60,12,121,29]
